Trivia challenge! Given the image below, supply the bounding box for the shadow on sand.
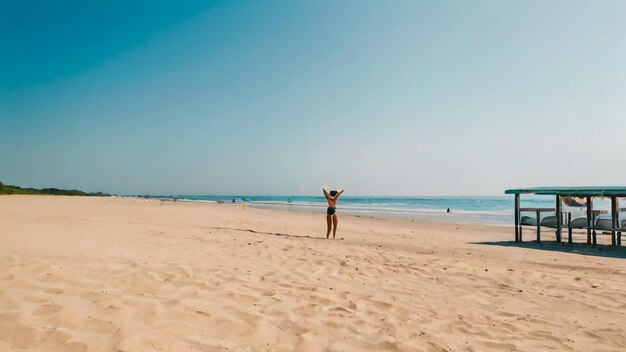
[209,226,338,240]
[472,241,626,260]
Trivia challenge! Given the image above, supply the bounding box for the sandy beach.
[1,195,625,352]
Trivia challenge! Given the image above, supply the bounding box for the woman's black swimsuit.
[327,206,336,215]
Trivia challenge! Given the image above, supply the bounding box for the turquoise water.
[148,195,565,225]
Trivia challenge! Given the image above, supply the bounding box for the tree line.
[0,181,109,196]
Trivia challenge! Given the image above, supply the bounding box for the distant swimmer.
[447,208,450,213]
[323,188,344,239]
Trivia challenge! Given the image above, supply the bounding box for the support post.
[586,196,592,245]
[536,209,541,242]
[568,212,573,243]
[617,198,621,246]
[591,198,597,246]
[514,194,520,242]
[611,196,617,246]
[556,195,562,242]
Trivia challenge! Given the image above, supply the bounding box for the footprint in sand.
[33,303,63,316]
[44,288,65,295]
[64,341,89,352]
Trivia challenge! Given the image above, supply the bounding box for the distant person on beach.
[323,188,344,239]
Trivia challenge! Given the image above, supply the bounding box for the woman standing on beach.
[323,188,344,239]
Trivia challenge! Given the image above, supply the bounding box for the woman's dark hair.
[330,190,338,197]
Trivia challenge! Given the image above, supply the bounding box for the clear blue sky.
[1,1,625,196]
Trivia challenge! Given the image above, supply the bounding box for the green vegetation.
[0,181,109,196]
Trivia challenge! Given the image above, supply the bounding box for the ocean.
[145,195,584,225]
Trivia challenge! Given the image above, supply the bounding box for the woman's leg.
[332,213,338,239]
[326,215,332,238]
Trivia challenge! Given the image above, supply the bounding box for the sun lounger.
[565,216,588,243]
[594,216,613,231]
[542,215,561,240]
[520,216,537,226]
[540,216,558,228]
[569,217,588,229]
